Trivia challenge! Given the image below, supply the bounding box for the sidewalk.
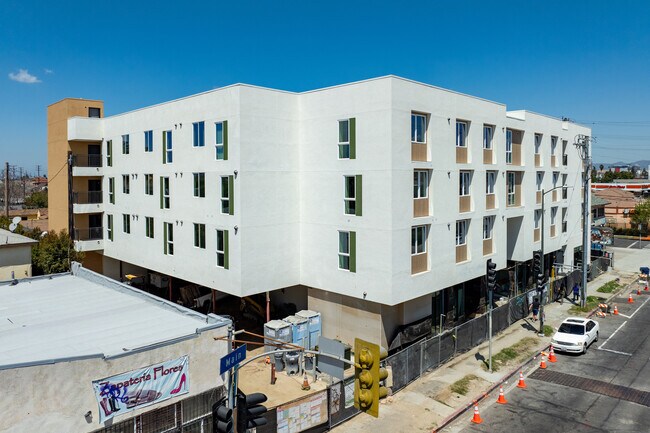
[332,268,636,433]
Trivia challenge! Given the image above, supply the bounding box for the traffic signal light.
[212,397,233,433]
[533,250,544,289]
[486,259,497,293]
[236,390,267,433]
[354,338,389,418]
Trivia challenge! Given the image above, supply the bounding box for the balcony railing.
[73,191,103,204]
[413,197,429,217]
[74,227,103,241]
[72,154,102,168]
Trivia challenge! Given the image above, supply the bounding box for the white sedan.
[551,317,600,354]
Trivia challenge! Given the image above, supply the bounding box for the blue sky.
[2,0,650,174]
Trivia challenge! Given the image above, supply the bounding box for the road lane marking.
[599,320,628,350]
[629,294,650,319]
[597,347,632,356]
[627,241,638,249]
[617,313,631,318]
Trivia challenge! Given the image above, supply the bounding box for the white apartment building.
[49,76,590,348]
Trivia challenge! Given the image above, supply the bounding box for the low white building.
[49,75,590,349]
[0,228,37,280]
[0,262,230,433]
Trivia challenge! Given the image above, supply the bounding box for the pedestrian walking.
[572,283,580,303]
[530,298,540,321]
[559,283,566,305]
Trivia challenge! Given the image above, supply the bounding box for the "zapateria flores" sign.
[92,355,189,423]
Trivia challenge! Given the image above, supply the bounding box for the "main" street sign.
[220,344,247,375]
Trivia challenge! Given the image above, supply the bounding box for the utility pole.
[574,135,592,308]
[4,162,8,217]
[36,165,41,178]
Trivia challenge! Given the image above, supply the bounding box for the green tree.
[24,190,48,208]
[31,230,84,275]
[631,200,650,231]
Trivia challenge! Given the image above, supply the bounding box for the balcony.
[534,227,541,242]
[459,195,472,213]
[551,155,558,167]
[550,225,557,237]
[456,244,468,263]
[412,142,427,162]
[536,191,542,205]
[483,149,494,164]
[68,116,103,142]
[534,154,541,167]
[411,253,427,274]
[486,194,496,210]
[72,191,103,214]
[413,197,429,218]
[71,154,103,177]
[456,147,468,164]
[73,227,104,252]
[483,238,493,256]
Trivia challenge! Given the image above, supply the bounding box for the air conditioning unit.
[150,273,169,289]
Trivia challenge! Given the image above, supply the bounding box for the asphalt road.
[451,291,650,432]
[612,237,650,249]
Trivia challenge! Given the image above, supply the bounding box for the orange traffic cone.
[637,288,642,296]
[628,293,634,303]
[496,385,507,404]
[548,345,557,363]
[517,371,527,389]
[539,354,547,369]
[301,373,311,391]
[471,403,483,424]
[613,305,619,315]
[645,282,648,291]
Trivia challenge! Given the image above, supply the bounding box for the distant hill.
[594,160,650,169]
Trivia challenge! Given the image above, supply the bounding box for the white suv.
[551,317,599,354]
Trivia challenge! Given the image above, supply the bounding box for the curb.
[431,345,548,433]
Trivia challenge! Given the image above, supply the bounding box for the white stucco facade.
[63,76,590,345]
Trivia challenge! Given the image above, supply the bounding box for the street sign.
[220,343,247,375]
[317,336,345,379]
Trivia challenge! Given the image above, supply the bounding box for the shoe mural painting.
[92,355,189,423]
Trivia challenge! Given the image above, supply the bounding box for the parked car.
[551,317,599,354]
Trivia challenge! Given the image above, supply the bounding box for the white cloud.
[44,68,53,74]
[8,69,41,84]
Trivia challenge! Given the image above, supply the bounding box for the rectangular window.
[483,125,494,149]
[562,208,568,233]
[505,130,513,164]
[411,113,427,143]
[221,176,234,215]
[144,130,153,152]
[507,172,516,205]
[411,225,427,254]
[536,172,544,191]
[456,220,468,246]
[164,222,174,255]
[553,172,559,188]
[107,214,113,241]
[337,118,356,159]
[534,209,541,229]
[483,216,494,240]
[344,175,363,216]
[486,171,496,194]
[194,223,206,249]
[163,130,173,163]
[145,216,154,238]
[193,121,205,147]
[108,177,115,204]
[216,229,229,268]
[123,214,131,234]
[88,107,101,118]
[193,173,205,198]
[122,174,130,194]
[459,171,471,196]
[562,174,568,199]
[456,121,468,147]
[145,174,153,195]
[339,231,350,270]
[122,134,130,154]
[106,140,112,167]
[215,121,228,160]
[414,170,429,198]
[551,136,558,155]
[551,207,558,225]
[161,177,170,209]
[534,133,542,155]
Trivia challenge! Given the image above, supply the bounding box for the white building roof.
[0,228,38,247]
[0,263,229,369]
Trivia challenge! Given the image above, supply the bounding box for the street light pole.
[540,188,545,336]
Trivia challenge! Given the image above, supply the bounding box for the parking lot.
[453,291,650,432]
